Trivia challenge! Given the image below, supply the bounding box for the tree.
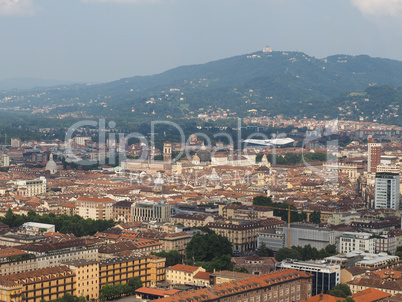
[151,250,182,267]
[185,231,232,264]
[253,196,272,206]
[309,210,321,224]
[257,242,274,257]
[275,248,302,262]
[328,284,352,298]
[234,266,249,273]
[128,277,143,292]
[4,208,15,227]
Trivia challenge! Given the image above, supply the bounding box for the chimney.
[319,292,323,301]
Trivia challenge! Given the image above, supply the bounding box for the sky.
[1,0,402,83]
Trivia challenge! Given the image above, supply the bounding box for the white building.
[339,232,376,254]
[15,177,47,197]
[22,222,55,235]
[374,172,401,210]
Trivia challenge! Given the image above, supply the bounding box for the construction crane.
[259,204,303,248]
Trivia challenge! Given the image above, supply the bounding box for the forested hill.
[1,50,402,125]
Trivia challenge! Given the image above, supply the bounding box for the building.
[339,232,376,254]
[99,256,152,288]
[163,141,172,163]
[166,264,206,285]
[132,202,171,223]
[276,259,340,296]
[14,177,47,197]
[63,259,100,301]
[21,222,55,235]
[154,269,313,302]
[148,255,166,287]
[231,255,277,275]
[368,138,381,173]
[374,172,401,210]
[76,196,115,220]
[257,228,285,252]
[113,200,133,223]
[171,213,215,228]
[0,154,10,167]
[209,270,253,285]
[281,224,336,251]
[207,219,284,253]
[0,266,75,302]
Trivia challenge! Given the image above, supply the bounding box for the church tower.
[163,141,172,163]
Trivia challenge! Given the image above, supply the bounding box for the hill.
[0,50,401,126]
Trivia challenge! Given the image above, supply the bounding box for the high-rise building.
[374,172,401,210]
[367,137,381,173]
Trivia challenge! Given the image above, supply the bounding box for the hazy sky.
[1,0,402,83]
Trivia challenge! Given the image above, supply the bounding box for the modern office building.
[374,172,401,210]
[276,259,340,296]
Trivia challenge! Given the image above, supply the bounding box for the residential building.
[339,232,376,254]
[99,256,152,288]
[171,213,214,228]
[207,218,284,253]
[374,172,400,210]
[14,177,47,197]
[113,200,133,223]
[209,270,253,285]
[148,255,166,287]
[231,255,277,275]
[166,264,206,285]
[276,259,340,296]
[155,269,313,302]
[0,266,75,302]
[76,196,115,220]
[64,259,100,301]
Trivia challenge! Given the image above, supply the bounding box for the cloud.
[0,0,38,16]
[351,0,402,17]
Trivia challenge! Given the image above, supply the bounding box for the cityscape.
[1,0,402,302]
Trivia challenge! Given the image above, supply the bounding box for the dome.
[196,149,211,162]
[46,160,57,174]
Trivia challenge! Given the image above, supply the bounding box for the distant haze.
[1,0,402,83]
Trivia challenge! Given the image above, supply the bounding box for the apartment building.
[0,266,75,302]
[99,256,152,288]
[113,200,133,223]
[132,202,171,223]
[339,232,376,254]
[148,255,166,287]
[171,213,214,228]
[76,196,115,220]
[155,269,313,302]
[207,219,284,253]
[166,264,206,285]
[14,177,47,197]
[64,259,100,301]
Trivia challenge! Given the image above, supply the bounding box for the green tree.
[128,277,143,292]
[257,242,274,257]
[309,210,321,224]
[328,284,352,298]
[151,250,182,267]
[4,208,15,227]
[185,231,232,264]
[234,266,249,273]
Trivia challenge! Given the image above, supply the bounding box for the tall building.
[367,137,381,173]
[276,259,340,296]
[374,172,401,210]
